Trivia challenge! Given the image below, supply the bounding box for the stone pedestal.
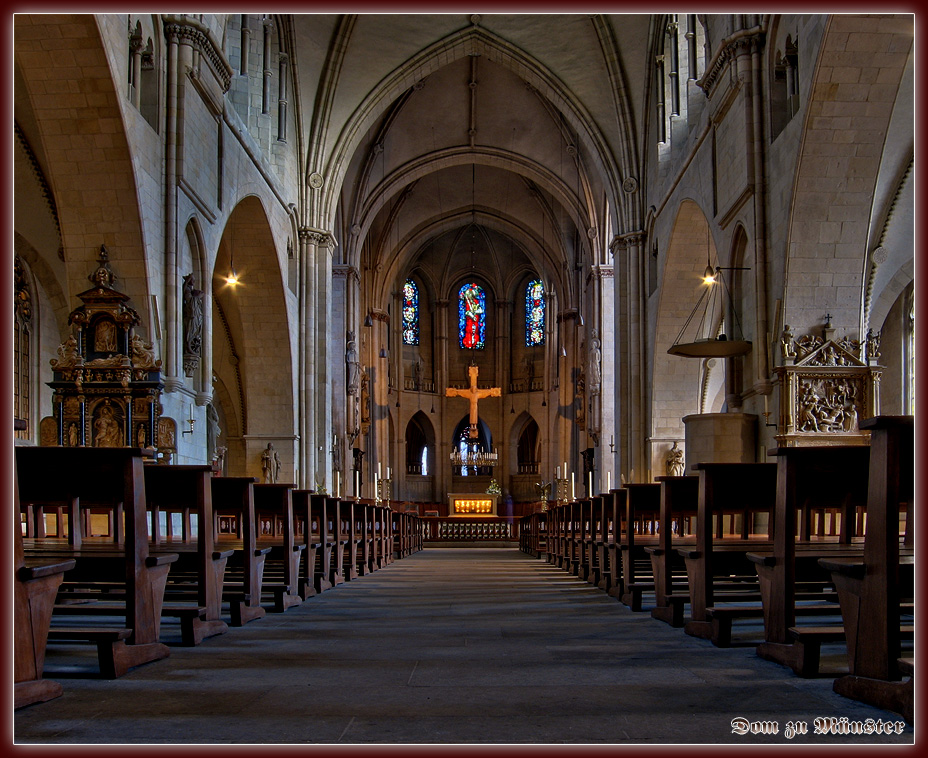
[683,413,758,472]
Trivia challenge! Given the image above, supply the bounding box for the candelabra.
[449,449,499,467]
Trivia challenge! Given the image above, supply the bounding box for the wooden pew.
[605,489,626,598]
[212,476,270,624]
[339,498,360,581]
[253,483,303,611]
[618,483,662,610]
[290,489,321,599]
[586,493,612,590]
[647,475,699,626]
[328,496,348,585]
[354,500,374,576]
[14,465,76,708]
[575,497,594,581]
[680,462,778,644]
[143,464,230,645]
[593,493,614,591]
[545,501,565,567]
[307,493,335,592]
[819,416,915,721]
[375,502,391,566]
[16,447,173,677]
[750,446,870,676]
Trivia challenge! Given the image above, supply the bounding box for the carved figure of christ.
[446,365,501,438]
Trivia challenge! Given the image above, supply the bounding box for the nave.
[14,548,914,746]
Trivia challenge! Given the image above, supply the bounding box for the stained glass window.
[402,279,419,345]
[458,282,486,349]
[525,279,545,346]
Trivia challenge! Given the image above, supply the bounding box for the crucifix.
[446,364,501,438]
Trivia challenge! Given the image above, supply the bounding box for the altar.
[448,493,498,516]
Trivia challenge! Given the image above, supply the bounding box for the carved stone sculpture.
[50,335,82,369]
[346,330,359,395]
[262,442,281,483]
[182,273,204,376]
[666,441,685,477]
[588,329,602,396]
[130,334,161,369]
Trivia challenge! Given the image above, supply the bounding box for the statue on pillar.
[588,329,602,397]
[182,273,204,376]
[262,442,281,483]
[346,330,360,395]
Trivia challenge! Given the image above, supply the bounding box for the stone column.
[161,21,182,391]
[299,228,335,489]
[435,298,450,500]
[591,264,615,492]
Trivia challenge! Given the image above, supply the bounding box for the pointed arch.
[315,25,629,235]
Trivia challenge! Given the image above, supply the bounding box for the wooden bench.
[253,483,304,611]
[592,494,613,592]
[290,489,323,598]
[819,416,915,721]
[617,483,662,610]
[212,476,270,624]
[745,445,870,672]
[14,465,76,708]
[679,462,778,644]
[16,447,173,676]
[338,499,360,581]
[144,464,230,644]
[646,475,698,627]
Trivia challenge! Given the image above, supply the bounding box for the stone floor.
[13,548,915,746]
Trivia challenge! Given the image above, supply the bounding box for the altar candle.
[387,467,391,480]
[764,393,769,414]
[571,472,576,500]
[607,471,611,491]
[588,472,593,496]
[336,471,340,499]
[378,462,382,479]
[556,466,560,479]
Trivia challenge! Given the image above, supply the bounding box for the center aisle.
[15,548,913,745]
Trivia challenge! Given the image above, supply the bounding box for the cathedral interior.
[13,12,914,511]
[10,11,918,745]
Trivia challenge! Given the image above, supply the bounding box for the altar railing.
[420,516,519,542]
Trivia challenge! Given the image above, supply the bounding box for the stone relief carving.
[775,324,878,447]
[92,402,123,447]
[50,335,82,369]
[797,377,861,434]
[130,334,161,370]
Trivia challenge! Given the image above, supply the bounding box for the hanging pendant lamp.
[667,226,751,358]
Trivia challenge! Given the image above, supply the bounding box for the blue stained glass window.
[458,283,486,349]
[402,279,419,345]
[525,279,545,346]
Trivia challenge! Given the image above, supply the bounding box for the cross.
[446,365,501,438]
